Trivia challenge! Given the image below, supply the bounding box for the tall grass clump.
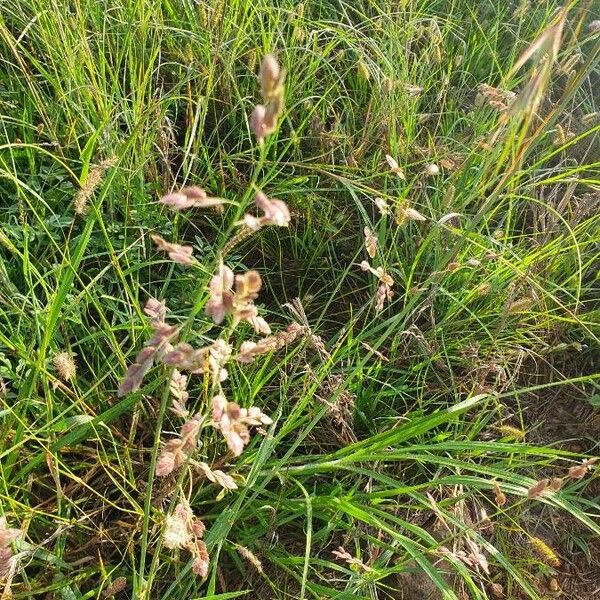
[0,0,599,599]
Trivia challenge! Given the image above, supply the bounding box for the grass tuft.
[0,0,599,598]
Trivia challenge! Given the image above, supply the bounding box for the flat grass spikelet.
[118,315,178,397]
[151,234,196,265]
[567,457,597,479]
[243,191,291,230]
[492,482,507,506]
[385,154,406,179]
[252,54,285,144]
[156,415,203,477]
[364,226,377,258]
[160,186,225,211]
[195,461,238,490]
[374,197,390,215]
[205,264,235,325]
[527,478,550,498]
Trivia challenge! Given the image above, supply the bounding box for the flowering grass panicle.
[195,461,238,490]
[113,52,300,586]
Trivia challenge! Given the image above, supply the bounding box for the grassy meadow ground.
[0,0,599,598]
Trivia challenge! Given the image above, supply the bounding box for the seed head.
[163,500,208,578]
[102,577,127,598]
[425,163,440,176]
[589,20,600,33]
[252,54,285,144]
[144,298,167,325]
[235,323,305,363]
[156,415,204,478]
[235,544,263,573]
[357,59,370,81]
[332,546,370,571]
[162,339,231,383]
[53,352,76,382]
[118,314,178,397]
[192,540,210,578]
[527,478,550,498]
[382,77,394,94]
[364,226,377,258]
[74,157,117,215]
[374,197,390,215]
[164,502,195,549]
[250,104,271,145]
[385,154,406,179]
[492,482,506,506]
[530,536,560,567]
[498,424,525,439]
[205,264,235,325]
[0,518,21,548]
[0,517,22,578]
[567,458,597,479]
[259,54,283,100]
[196,461,238,490]
[395,200,426,225]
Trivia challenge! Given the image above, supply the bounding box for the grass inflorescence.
[0,0,599,598]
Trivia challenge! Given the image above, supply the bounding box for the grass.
[0,0,599,598]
